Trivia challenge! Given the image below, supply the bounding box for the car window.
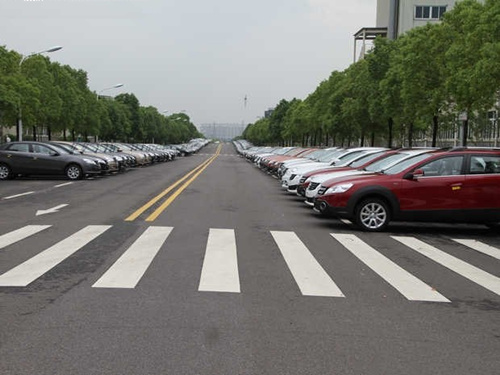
[469,155,500,174]
[7,143,30,152]
[419,156,464,176]
[32,144,54,155]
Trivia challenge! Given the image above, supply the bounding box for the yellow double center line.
[126,144,222,222]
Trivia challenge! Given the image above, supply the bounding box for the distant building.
[264,108,274,118]
[198,123,246,140]
[354,0,485,62]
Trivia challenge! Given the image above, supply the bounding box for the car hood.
[288,162,332,173]
[310,169,369,183]
[320,172,386,188]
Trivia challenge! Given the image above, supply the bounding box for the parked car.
[280,147,386,191]
[303,149,440,204]
[313,148,500,231]
[0,141,103,180]
[48,141,120,173]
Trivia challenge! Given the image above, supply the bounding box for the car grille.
[299,176,307,183]
[318,186,328,195]
[308,182,320,190]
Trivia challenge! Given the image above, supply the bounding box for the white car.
[304,149,439,205]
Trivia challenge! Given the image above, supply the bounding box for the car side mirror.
[50,151,60,157]
[404,168,424,180]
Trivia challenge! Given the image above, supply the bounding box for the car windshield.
[306,149,329,160]
[349,151,388,168]
[363,153,411,172]
[317,149,344,162]
[333,150,366,165]
[383,153,436,175]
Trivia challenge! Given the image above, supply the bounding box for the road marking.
[36,204,69,216]
[452,239,500,260]
[3,191,34,200]
[0,225,111,287]
[54,182,74,188]
[393,236,500,296]
[199,229,240,293]
[332,234,449,302]
[271,231,344,297]
[126,144,222,222]
[0,225,52,251]
[93,226,173,289]
[145,144,222,221]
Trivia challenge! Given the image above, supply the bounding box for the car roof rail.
[448,146,500,152]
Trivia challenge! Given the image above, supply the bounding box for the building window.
[415,6,447,20]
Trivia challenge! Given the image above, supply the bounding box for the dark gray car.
[0,141,102,180]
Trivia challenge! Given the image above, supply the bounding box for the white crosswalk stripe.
[93,226,173,289]
[0,225,52,250]
[332,234,449,302]
[0,225,111,287]
[199,228,240,293]
[452,239,500,260]
[0,224,499,302]
[271,231,344,297]
[393,236,500,296]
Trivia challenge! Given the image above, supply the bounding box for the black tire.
[355,198,390,232]
[65,164,83,180]
[485,222,500,229]
[0,163,13,180]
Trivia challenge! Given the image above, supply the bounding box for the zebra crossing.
[0,224,499,302]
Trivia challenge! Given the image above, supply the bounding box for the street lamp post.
[17,46,63,141]
[97,83,124,99]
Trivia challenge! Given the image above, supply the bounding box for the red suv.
[314,148,500,231]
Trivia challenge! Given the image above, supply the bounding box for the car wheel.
[65,164,83,180]
[0,163,13,180]
[355,198,390,232]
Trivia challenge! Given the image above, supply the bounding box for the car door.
[0,143,33,174]
[398,155,466,221]
[462,154,500,222]
[31,143,65,175]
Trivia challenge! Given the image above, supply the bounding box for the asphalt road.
[1,142,499,375]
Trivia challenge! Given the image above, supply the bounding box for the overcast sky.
[0,0,375,127]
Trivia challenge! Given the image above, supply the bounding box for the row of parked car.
[234,140,500,231]
[0,138,210,181]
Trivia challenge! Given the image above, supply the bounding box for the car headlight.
[82,158,95,164]
[325,183,353,195]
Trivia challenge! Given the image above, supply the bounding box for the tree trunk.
[371,131,375,147]
[33,126,37,141]
[48,126,52,141]
[72,129,76,141]
[388,117,393,148]
[408,122,414,148]
[360,131,365,147]
[462,119,468,147]
[432,115,438,147]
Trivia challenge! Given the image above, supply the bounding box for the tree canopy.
[243,0,499,147]
[0,46,202,143]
